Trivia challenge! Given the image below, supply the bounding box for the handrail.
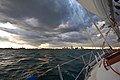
[82,55,86,65]
[39,50,98,77]
[37,49,113,80]
[75,66,86,80]
[57,64,64,80]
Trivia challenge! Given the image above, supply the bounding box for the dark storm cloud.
[0,0,73,27]
[0,0,98,29]
[0,26,60,46]
[0,0,105,47]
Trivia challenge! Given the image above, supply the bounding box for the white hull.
[86,60,120,80]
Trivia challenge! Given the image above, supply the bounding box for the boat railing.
[38,50,108,80]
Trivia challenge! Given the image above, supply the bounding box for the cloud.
[0,0,118,48]
[0,0,74,27]
[24,18,39,27]
[0,22,17,29]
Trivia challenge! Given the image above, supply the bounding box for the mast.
[108,0,114,18]
[108,0,120,41]
[77,0,113,50]
[87,12,113,50]
[77,0,120,41]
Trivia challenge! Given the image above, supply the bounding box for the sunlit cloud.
[38,43,50,48]
[0,22,17,29]
[0,42,22,48]
[0,42,36,48]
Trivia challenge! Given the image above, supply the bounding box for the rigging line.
[73,1,98,50]
[100,0,113,23]
[84,22,110,50]
[84,19,112,50]
[39,51,95,77]
[104,1,116,22]
[102,29,113,49]
[76,0,112,50]
[86,10,113,50]
[108,40,120,47]
[88,52,93,64]
[60,52,92,66]
[70,0,100,51]
[74,65,86,80]
[61,50,99,68]
[105,28,112,37]
[100,0,120,40]
[108,0,115,18]
[95,55,99,63]
[85,28,97,49]
[104,35,120,47]
[75,0,112,50]
[100,0,114,25]
[60,49,97,66]
[82,55,86,65]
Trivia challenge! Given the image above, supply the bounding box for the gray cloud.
[0,0,118,48]
[0,0,73,27]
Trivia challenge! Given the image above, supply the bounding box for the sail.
[77,0,120,41]
[77,0,110,20]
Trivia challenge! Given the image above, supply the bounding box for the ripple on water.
[0,49,93,80]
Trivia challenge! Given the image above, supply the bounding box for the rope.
[101,0,120,39]
[109,65,120,76]
[106,59,120,76]
[85,28,96,49]
[100,0,113,23]
[86,11,113,50]
[39,51,95,77]
[81,0,113,49]
[88,52,93,64]
[38,50,115,79]
[82,56,86,65]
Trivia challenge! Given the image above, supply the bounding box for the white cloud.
[0,29,26,44]
[0,22,17,29]
[54,22,69,30]
[38,43,50,48]
[0,42,36,48]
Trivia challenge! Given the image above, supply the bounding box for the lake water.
[0,49,105,80]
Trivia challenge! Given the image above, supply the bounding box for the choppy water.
[0,49,105,80]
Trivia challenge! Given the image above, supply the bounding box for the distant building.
[81,46,84,49]
[62,47,69,49]
[75,47,78,49]
[71,46,74,49]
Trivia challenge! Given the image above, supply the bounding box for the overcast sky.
[0,0,119,48]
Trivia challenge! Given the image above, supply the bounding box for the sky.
[0,0,119,48]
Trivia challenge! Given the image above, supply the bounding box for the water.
[0,49,102,80]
